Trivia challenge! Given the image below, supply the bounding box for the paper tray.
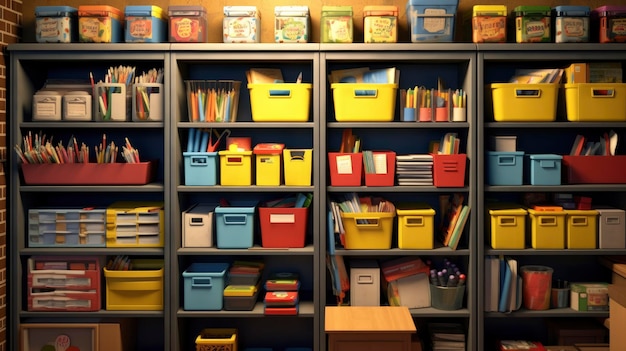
[21,161,156,185]
[562,155,626,184]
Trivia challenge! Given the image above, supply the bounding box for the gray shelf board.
[485,248,626,256]
[485,122,626,129]
[320,43,477,53]
[21,122,164,129]
[21,247,165,256]
[171,43,321,52]
[178,245,315,255]
[20,184,165,192]
[9,43,171,53]
[181,122,315,129]
[485,185,626,192]
[327,122,469,129]
[333,248,470,256]
[478,43,626,60]
[178,185,314,192]
[484,308,608,318]
[177,301,315,317]
[408,307,471,318]
[20,310,164,318]
[327,186,469,193]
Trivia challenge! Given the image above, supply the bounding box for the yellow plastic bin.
[195,328,237,351]
[488,207,527,249]
[283,149,313,186]
[332,83,397,122]
[219,144,253,186]
[340,211,395,249]
[490,83,558,122]
[564,83,626,122]
[103,259,164,311]
[248,83,312,122]
[528,207,566,249]
[565,209,598,249]
[253,143,284,186]
[396,204,435,249]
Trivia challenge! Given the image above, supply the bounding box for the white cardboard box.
[182,204,215,248]
[350,259,380,306]
[596,207,626,249]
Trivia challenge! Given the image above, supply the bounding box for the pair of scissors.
[207,128,231,152]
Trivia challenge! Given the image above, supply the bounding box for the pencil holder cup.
[402,107,416,122]
[430,284,465,310]
[435,107,449,122]
[94,82,128,121]
[551,286,569,309]
[185,80,241,122]
[452,107,466,122]
[521,265,553,310]
[132,83,163,121]
[418,107,432,122]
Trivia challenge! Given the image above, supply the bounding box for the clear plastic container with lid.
[274,6,310,43]
[554,5,590,43]
[363,5,398,43]
[223,6,260,43]
[320,6,353,43]
[168,5,208,42]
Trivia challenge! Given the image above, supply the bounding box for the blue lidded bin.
[183,262,229,310]
[406,0,458,42]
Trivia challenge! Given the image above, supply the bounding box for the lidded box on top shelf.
[124,5,167,43]
[363,5,399,43]
[553,6,590,43]
[35,6,78,43]
[320,6,353,43]
[406,0,458,42]
[593,5,626,43]
[274,6,310,43]
[78,5,123,43]
[168,5,208,42]
[472,5,507,43]
[223,6,260,43]
[513,5,552,43]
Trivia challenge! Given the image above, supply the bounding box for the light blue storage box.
[182,262,229,310]
[183,152,218,186]
[487,151,525,185]
[124,5,167,43]
[35,6,78,43]
[406,0,458,42]
[215,203,256,248]
[529,154,562,185]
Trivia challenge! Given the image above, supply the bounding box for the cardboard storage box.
[350,260,380,306]
[182,204,215,248]
[570,282,609,311]
[609,284,626,351]
[20,323,130,351]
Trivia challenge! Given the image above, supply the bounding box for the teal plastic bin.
[406,0,458,42]
[529,154,562,185]
[215,203,256,248]
[182,262,229,310]
[183,152,218,186]
[487,151,524,185]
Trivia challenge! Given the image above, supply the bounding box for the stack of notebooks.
[264,272,300,315]
[223,261,264,311]
[395,154,433,186]
[428,322,466,351]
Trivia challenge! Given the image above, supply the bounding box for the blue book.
[498,256,512,312]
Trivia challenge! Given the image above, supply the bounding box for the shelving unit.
[477,43,626,349]
[8,44,171,351]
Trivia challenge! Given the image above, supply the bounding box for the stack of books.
[428,322,466,351]
[395,154,433,186]
[263,272,300,315]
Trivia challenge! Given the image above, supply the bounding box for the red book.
[264,306,298,315]
[499,340,546,351]
[264,291,298,307]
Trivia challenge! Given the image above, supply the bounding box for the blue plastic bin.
[487,151,524,185]
[529,154,562,185]
[183,152,218,186]
[125,5,167,43]
[215,203,256,248]
[406,0,458,42]
[182,262,229,310]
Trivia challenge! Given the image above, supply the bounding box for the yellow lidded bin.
[363,5,399,43]
[248,83,312,122]
[396,204,436,249]
[528,207,566,249]
[219,144,253,186]
[472,5,507,43]
[564,83,626,122]
[253,143,284,186]
[103,259,164,311]
[340,211,395,249]
[283,149,313,186]
[488,207,527,249]
[490,83,558,122]
[565,209,598,249]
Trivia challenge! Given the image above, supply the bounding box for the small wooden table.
[325,306,417,351]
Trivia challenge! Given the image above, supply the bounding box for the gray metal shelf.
[20,184,165,192]
[21,248,165,256]
[333,248,470,256]
[177,301,316,317]
[177,185,315,192]
[178,246,315,256]
[485,309,609,318]
[485,185,626,192]
[327,186,469,192]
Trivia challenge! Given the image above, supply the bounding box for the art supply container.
[472,5,507,43]
[132,83,164,121]
[274,6,310,43]
[520,265,553,310]
[35,6,78,43]
[78,5,123,43]
[124,5,167,43]
[363,6,399,43]
[551,285,569,308]
[430,284,465,310]
[514,6,552,43]
[168,5,208,42]
[593,5,626,43]
[554,6,590,43]
[320,6,353,43]
[406,0,458,42]
[223,6,260,43]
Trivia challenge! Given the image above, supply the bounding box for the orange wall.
[24,0,608,43]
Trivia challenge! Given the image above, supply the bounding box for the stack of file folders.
[395,154,433,186]
[223,261,264,311]
[263,272,300,315]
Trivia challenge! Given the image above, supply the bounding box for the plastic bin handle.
[570,216,588,226]
[357,274,374,284]
[288,150,306,161]
[268,89,292,97]
[515,89,541,98]
[190,156,208,166]
[539,160,556,168]
[606,216,621,225]
[353,89,378,98]
[222,214,247,225]
[496,155,517,166]
[352,217,380,227]
[539,216,557,226]
[404,216,424,227]
[225,156,243,165]
[498,216,517,226]
[591,89,615,98]
[191,277,213,287]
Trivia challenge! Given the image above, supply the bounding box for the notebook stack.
[224,261,263,311]
[395,154,434,186]
[264,272,300,315]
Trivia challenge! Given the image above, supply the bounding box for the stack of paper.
[395,154,433,186]
[428,322,466,351]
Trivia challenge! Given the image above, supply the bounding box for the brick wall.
[0,1,21,350]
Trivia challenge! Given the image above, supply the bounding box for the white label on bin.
[424,8,446,33]
[270,213,295,224]
[40,19,60,38]
[66,100,86,117]
[336,155,353,174]
[373,154,387,174]
[36,101,57,116]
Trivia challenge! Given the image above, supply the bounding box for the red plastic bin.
[433,153,467,187]
[563,155,626,184]
[364,151,396,187]
[259,207,308,248]
[328,152,363,186]
[21,161,156,185]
